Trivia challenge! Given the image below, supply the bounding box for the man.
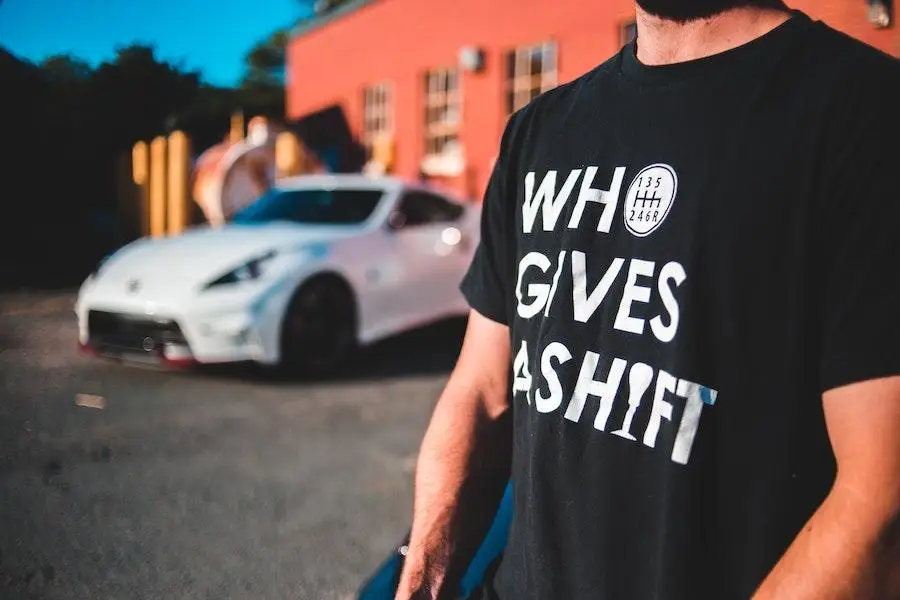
[396,1,900,598]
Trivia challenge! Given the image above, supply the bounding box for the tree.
[313,0,358,15]
[40,55,92,82]
[89,44,201,149]
[238,27,290,122]
[0,38,293,288]
[243,29,288,87]
[235,0,363,121]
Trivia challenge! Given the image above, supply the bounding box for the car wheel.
[279,275,357,375]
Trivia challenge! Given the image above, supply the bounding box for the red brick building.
[286,0,897,200]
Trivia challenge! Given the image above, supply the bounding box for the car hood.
[96,223,355,292]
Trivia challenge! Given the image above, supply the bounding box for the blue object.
[357,481,514,600]
[321,146,341,172]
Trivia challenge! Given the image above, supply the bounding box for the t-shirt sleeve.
[459,116,521,326]
[818,61,900,392]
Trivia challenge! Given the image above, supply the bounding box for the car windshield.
[232,187,384,225]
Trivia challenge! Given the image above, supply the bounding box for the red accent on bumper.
[160,355,197,369]
[78,340,198,369]
[78,341,98,356]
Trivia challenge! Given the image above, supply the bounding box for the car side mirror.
[387,211,407,232]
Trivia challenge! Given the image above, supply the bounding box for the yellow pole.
[132,141,150,237]
[276,131,300,177]
[149,136,167,238]
[373,133,395,174]
[167,130,190,236]
[229,110,245,144]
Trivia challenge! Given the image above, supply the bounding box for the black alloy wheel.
[280,276,357,375]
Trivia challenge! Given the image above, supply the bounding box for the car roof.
[274,174,466,202]
[275,173,400,191]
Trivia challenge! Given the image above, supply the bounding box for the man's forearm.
[395,379,512,600]
[753,481,900,600]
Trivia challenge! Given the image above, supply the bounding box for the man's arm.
[753,376,900,599]
[395,309,513,600]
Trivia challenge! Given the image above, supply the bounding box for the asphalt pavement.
[0,291,465,600]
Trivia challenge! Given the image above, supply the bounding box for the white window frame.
[423,67,462,158]
[362,81,394,152]
[505,40,558,115]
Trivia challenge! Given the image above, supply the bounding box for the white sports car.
[75,175,480,373]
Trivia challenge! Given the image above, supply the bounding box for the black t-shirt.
[460,11,900,600]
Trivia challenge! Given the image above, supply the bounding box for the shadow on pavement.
[344,316,468,380]
[196,316,469,384]
[0,330,13,354]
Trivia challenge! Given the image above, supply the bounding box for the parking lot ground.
[0,291,465,600]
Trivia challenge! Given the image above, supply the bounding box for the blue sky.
[0,0,313,86]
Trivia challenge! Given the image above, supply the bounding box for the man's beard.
[636,0,784,22]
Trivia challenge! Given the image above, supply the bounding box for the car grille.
[87,310,188,355]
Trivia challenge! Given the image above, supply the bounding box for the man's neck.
[635,6,792,65]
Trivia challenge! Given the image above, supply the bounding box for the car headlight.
[203,250,278,290]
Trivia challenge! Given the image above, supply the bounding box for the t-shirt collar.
[619,10,812,85]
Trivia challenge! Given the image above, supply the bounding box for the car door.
[385,189,473,324]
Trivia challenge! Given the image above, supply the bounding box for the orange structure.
[191,116,324,226]
[286,0,897,200]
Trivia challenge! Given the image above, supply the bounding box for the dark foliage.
[0,44,285,289]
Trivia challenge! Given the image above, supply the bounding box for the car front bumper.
[75,288,283,366]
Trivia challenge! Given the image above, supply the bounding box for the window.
[621,20,638,46]
[362,82,393,152]
[505,41,558,114]
[232,188,384,225]
[393,191,464,228]
[423,68,461,156]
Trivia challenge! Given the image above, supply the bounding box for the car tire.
[279,275,357,376]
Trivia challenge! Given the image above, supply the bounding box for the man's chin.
[636,0,776,22]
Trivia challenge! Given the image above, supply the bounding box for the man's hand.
[753,376,900,599]
[394,310,513,600]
